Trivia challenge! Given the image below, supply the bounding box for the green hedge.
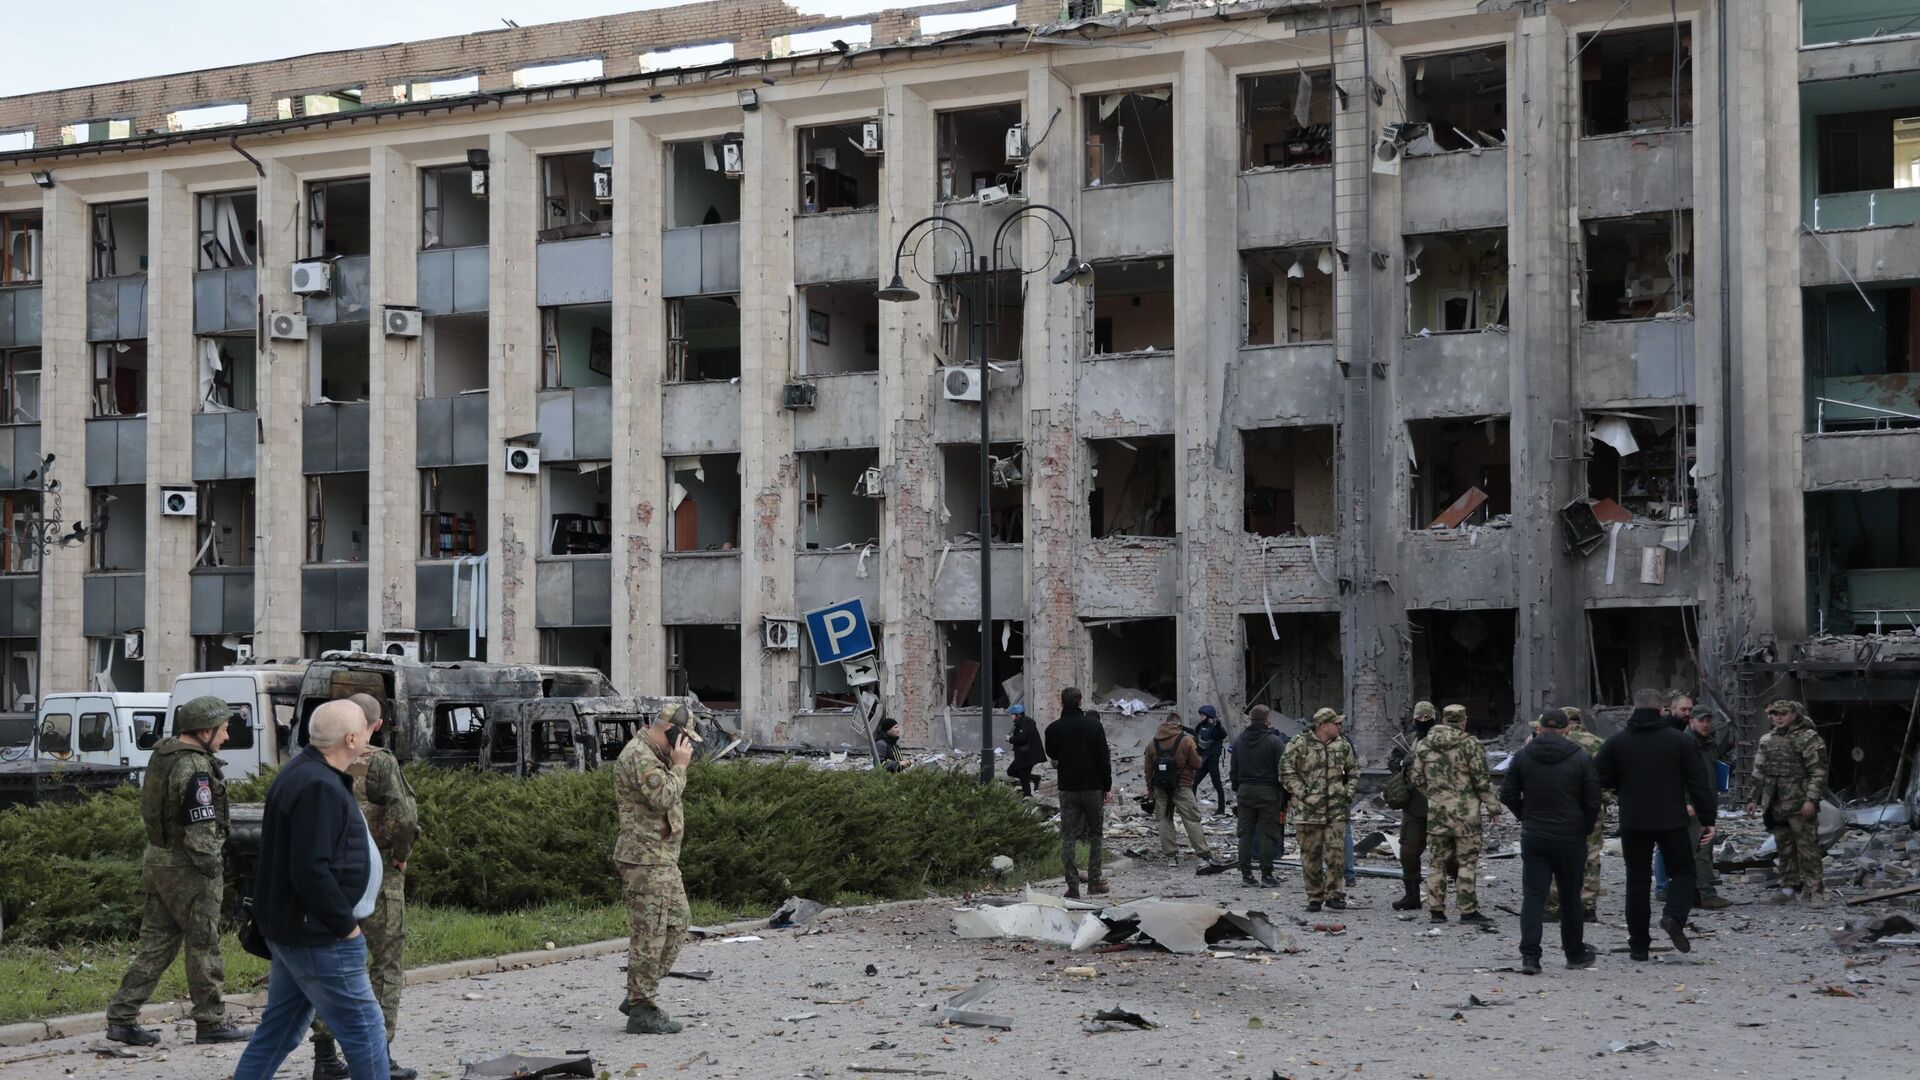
[0,761,1052,947]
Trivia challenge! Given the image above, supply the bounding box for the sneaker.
[1391,895,1421,911]
[104,1024,161,1048]
[1325,897,1346,911]
[1306,900,1323,913]
[625,1003,683,1035]
[1458,911,1493,927]
[1567,945,1598,970]
[1519,955,1542,976]
[1430,910,1448,923]
[311,1039,349,1080]
[1697,893,1732,910]
[1087,880,1110,896]
[1629,949,1651,962]
[1660,915,1691,954]
[195,1022,254,1044]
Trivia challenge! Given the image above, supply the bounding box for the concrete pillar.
[875,82,943,743]
[738,105,799,742]
[144,170,196,686]
[1173,45,1243,720]
[1509,13,1582,720]
[255,160,305,659]
[37,184,89,691]
[368,146,422,644]
[1019,65,1085,727]
[488,131,540,662]
[612,118,668,694]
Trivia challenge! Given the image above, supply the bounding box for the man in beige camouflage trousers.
[616,702,697,1035]
[1750,700,1829,902]
[1547,706,1605,923]
[311,693,421,1080]
[1410,704,1498,925]
[1280,708,1360,911]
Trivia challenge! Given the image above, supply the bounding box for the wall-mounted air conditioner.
[384,307,423,338]
[160,486,197,517]
[291,260,332,296]
[504,444,541,475]
[268,312,308,341]
[762,616,799,650]
[941,366,982,402]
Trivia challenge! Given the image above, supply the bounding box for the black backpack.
[1152,735,1184,792]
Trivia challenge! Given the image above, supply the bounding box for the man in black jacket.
[1229,705,1290,887]
[1596,688,1718,962]
[1500,710,1602,975]
[1044,688,1111,900]
[233,701,391,1080]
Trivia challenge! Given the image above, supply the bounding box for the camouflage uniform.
[314,744,420,1043]
[1410,707,1494,916]
[1548,707,1606,917]
[1753,702,1828,898]
[106,711,232,1032]
[1279,709,1360,904]
[615,728,690,1013]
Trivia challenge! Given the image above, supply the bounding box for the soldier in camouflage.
[105,697,254,1047]
[1280,708,1360,911]
[311,693,421,1080]
[1749,700,1829,902]
[1547,706,1605,923]
[615,702,697,1035]
[1409,704,1498,925]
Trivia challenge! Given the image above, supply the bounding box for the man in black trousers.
[1596,688,1718,962]
[1500,710,1601,975]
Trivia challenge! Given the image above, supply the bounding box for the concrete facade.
[0,0,1912,766]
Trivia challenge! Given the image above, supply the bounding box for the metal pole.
[975,256,994,785]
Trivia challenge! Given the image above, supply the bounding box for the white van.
[163,664,308,780]
[34,693,172,775]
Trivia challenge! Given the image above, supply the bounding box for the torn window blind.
[91,207,116,279]
[198,194,254,269]
[1,212,43,284]
[666,299,687,382]
[1589,416,1639,457]
[307,185,327,255]
[197,338,233,411]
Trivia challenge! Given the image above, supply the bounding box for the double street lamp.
[877,205,1090,784]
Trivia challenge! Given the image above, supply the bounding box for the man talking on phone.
[614,702,698,1034]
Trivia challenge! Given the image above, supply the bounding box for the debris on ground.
[666,969,715,981]
[1084,1007,1158,1032]
[770,897,828,929]
[1607,1040,1672,1054]
[464,1053,594,1079]
[938,979,1014,1030]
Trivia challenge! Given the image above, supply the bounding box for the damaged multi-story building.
[0,0,1914,791]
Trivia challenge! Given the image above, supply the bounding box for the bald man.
[234,701,392,1080]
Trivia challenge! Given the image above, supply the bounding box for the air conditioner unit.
[470,168,489,200]
[268,311,308,341]
[160,486,196,517]
[122,630,144,661]
[384,306,423,338]
[1004,123,1027,163]
[976,184,1010,206]
[592,170,614,201]
[383,640,421,661]
[721,141,744,177]
[858,121,883,155]
[348,638,367,654]
[762,616,799,650]
[290,259,332,296]
[504,444,541,475]
[941,366,983,402]
[783,382,817,409]
[233,643,254,663]
[852,466,884,498]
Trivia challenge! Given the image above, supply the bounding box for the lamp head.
[875,274,920,303]
[1051,259,1093,286]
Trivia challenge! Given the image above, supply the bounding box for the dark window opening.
[799,122,881,213]
[1814,107,1920,197]
[1084,88,1174,186]
[1584,213,1693,321]
[941,441,1023,544]
[799,283,880,374]
[667,296,740,382]
[434,704,487,753]
[540,149,613,240]
[1409,416,1512,529]
[1584,408,1696,519]
[1586,607,1700,708]
[803,622,881,710]
[1580,25,1693,137]
[1242,612,1342,723]
[199,334,257,412]
[487,721,517,766]
[77,712,112,752]
[937,103,1024,199]
[421,466,486,559]
[1239,70,1332,169]
[0,638,34,714]
[92,341,147,416]
[668,454,740,552]
[0,491,41,574]
[306,472,369,564]
[1243,248,1333,344]
[800,448,881,549]
[940,620,1024,709]
[196,190,257,270]
[193,634,248,673]
[90,201,148,279]
[1819,702,1920,795]
[1089,618,1177,709]
[307,177,371,259]
[426,313,489,396]
[541,628,612,679]
[422,164,488,250]
[1405,230,1509,333]
[2,347,40,423]
[422,629,486,662]
[90,637,143,692]
[1804,1,1920,47]
[314,322,370,402]
[1088,435,1175,538]
[1409,607,1516,736]
[1805,285,1920,431]
[1807,489,1920,634]
[1242,426,1335,537]
[1089,259,1174,356]
[89,485,144,571]
[668,139,742,227]
[541,304,610,389]
[1404,48,1508,153]
[668,624,740,709]
[544,462,611,555]
[197,479,256,568]
[935,272,1023,366]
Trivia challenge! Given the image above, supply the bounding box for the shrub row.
[0,760,1053,947]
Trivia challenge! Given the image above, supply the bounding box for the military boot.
[387,1044,419,1080]
[1391,892,1422,911]
[104,1023,161,1047]
[625,1003,683,1035]
[311,1036,350,1080]
[196,1022,254,1044]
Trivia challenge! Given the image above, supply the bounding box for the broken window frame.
[277,87,365,120]
[939,619,1025,710]
[1086,259,1177,357]
[1582,407,1697,521]
[797,121,882,214]
[539,149,614,240]
[0,491,42,574]
[306,176,372,260]
[798,448,882,550]
[1403,229,1510,335]
[666,624,742,707]
[1241,425,1337,538]
[1,348,41,423]
[1407,416,1513,530]
[540,305,613,390]
[940,441,1025,544]
[90,200,147,280]
[1581,212,1693,322]
[1401,47,1509,155]
[1241,247,1336,346]
[195,479,255,569]
[1577,24,1694,138]
[420,466,485,560]
[91,342,147,418]
[1086,435,1177,539]
[667,138,744,228]
[195,190,257,271]
[666,454,741,553]
[88,486,141,572]
[421,164,487,251]
[664,296,741,383]
[1083,87,1176,188]
[305,473,370,565]
[545,462,612,556]
[935,102,1025,201]
[1237,69,1332,170]
[1,210,42,284]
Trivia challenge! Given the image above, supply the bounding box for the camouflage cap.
[1312,707,1342,725]
[1560,706,1582,723]
[1412,700,1436,719]
[656,701,704,742]
[1765,699,1802,716]
[174,695,234,734]
[1442,704,1468,721]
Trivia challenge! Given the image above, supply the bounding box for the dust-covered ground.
[6,818,1916,1080]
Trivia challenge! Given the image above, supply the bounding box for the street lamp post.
[878,206,1091,784]
[3,455,107,706]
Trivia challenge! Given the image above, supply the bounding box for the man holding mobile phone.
[614,702,698,1034]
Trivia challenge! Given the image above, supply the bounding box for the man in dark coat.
[1188,705,1230,814]
[1229,705,1290,887]
[1005,704,1044,797]
[1596,688,1717,961]
[1044,688,1111,900]
[1500,710,1602,975]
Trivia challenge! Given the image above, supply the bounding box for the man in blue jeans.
[234,700,393,1080]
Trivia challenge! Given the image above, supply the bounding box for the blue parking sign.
[804,598,874,663]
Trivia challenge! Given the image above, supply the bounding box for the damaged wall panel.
[1242,611,1342,723]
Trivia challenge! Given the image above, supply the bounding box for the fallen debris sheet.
[666,969,715,981]
[952,903,1081,947]
[938,979,1014,1030]
[465,1054,595,1079]
[1830,914,1918,947]
[1607,1040,1672,1054]
[1846,884,1920,906]
[770,896,828,928]
[952,897,1294,955]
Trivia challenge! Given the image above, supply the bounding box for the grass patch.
[0,901,631,1026]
